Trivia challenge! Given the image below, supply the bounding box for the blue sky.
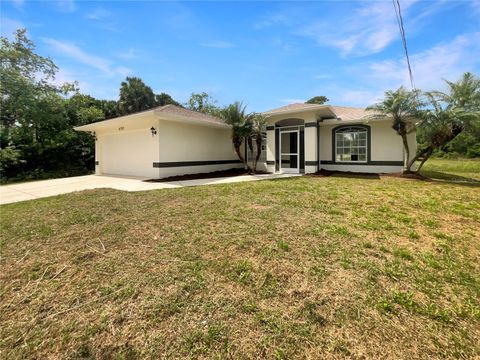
[2,0,479,111]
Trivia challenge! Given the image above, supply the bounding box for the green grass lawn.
[1,159,479,359]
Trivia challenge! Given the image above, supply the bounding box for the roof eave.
[263,104,333,117]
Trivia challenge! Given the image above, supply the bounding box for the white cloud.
[199,41,234,49]
[337,90,383,108]
[11,0,25,9]
[280,98,306,104]
[254,13,290,29]
[55,0,76,13]
[42,38,131,78]
[256,1,457,58]
[117,48,139,60]
[308,32,480,107]
[298,1,419,57]
[368,32,480,92]
[314,74,332,80]
[86,7,110,20]
[472,0,480,14]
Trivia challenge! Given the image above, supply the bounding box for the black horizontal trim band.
[305,161,318,166]
[266,126,275,131]
[304,122,317,128]
[95,161,99,165]
[153,160,241,168]
[266,160,275,165]
[320,160,403,166]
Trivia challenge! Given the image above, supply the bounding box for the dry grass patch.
[1,159,479,359]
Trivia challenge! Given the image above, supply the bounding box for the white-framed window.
[335,126,368,162]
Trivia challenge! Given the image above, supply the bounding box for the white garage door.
[100,129,157,178]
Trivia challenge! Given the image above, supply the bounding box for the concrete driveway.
[0,173,299,205]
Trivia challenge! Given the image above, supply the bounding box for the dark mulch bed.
[308,169,381,179]
[144,168,268,183]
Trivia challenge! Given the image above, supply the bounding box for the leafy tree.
[155,92,180,107]
[220,102,253,172]
[0,29,96,181]
[186,92,221,116]
[98,100,119,119]
[411,73,480,171]
[1,29,58,129]
[367,87,422,173]
[305,96,329,105]
[118,76,156,115]
[65,93,104,126]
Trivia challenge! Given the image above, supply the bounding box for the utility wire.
[392,0,416,92]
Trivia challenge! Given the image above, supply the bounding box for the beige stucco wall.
[94,118,241,179]
[157,120,242,178]
[265,115,417,174]
[319,120,416,163]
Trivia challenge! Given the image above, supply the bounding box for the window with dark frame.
[335,126,368,162]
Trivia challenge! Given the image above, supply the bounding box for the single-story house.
[75,103,416,178]
[263,103,416,174]
[74,105,243,179]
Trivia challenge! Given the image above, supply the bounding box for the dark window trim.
[332,124,371,164]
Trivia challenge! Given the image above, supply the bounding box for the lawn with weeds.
[1,159,479,359]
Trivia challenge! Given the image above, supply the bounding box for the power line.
[393,0,416,91]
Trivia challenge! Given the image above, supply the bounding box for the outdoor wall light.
[92,131,97,141]
[150,126,157,136]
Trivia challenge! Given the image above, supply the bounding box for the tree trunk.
[234,145,251,173]
[415,148,433,174]
[401,133,411,173]
[252,135,262,174]
[407,147,429,172]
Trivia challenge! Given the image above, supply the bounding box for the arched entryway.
[275,118,305,174]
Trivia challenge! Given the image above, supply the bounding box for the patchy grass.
[421,158,480,182]
[1,160,479,359]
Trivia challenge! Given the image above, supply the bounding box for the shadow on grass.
[420,170,480,188]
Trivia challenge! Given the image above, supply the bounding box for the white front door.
[279,129,299,174]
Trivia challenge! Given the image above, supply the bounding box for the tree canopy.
[118,76,157,115]
[305,96,329,105]
[0,29,182,182]
[185,92,221,116]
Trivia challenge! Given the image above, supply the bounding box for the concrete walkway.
[0,173,300,205]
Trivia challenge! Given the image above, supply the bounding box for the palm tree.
[367,87,422,173]
[249,113,267,173]
[412,73,480,173]
[220,102,253,172]
[435,72,480,110]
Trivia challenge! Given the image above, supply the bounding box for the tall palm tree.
[436,72,480,110]
[220,102,253,172]
[367,87,422,173]
[412,73,480,172]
